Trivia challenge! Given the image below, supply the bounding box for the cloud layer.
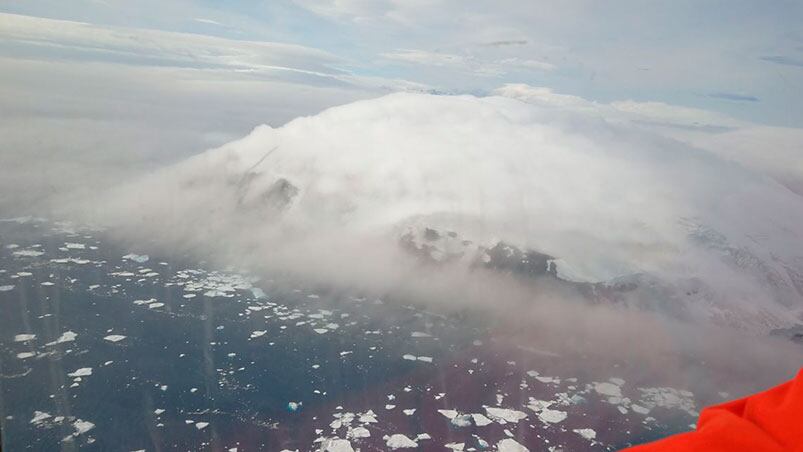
[75,90,803,337]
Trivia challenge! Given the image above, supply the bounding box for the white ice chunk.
[472,413,493,426]
[123,254,149,263]
[348,426,370,438]
[45,331,77,346]
[14,333,36,342]
[13,249,44,257]
[573,428,597,440]
[497,438,529,452]
[438,409,458,419]
[537,409,567,424]
[594,382,623,398]
[67,368,92,377]
[322,438,354,452]
[30,411,51,424]
[386,434,418,449]
[485,407,528,423]
[72,419,95,435]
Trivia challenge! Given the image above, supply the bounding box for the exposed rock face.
[481,242,556,278]
[236,169,299,213]
[397,225,789,332]
[260,178,299,211]
[770,325,803,344]
[399,226,556,279]
[399,227,471,264]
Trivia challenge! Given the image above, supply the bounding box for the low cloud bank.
[66,92,803,335]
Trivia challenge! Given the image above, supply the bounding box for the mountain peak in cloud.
[86,90,803,333]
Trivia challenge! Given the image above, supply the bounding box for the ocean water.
[0,219,690,451]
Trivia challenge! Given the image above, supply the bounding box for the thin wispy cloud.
[0,13,345,79]
[193,17,223,26]
[479,39,529,47]
[381,49,554,76]
[760,55,803,68]
[707,92,760,102]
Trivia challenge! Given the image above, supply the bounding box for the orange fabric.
[624,369,803,452]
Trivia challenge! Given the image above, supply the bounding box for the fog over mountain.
[69,89,803,337]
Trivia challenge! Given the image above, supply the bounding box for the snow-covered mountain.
[87,92,803,333]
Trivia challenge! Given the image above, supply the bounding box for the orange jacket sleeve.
[623,369,803,452]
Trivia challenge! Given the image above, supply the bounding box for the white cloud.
[0,12,343,79]
[382,50,554,76]
[382,49,468,68]
[492,84,597,110]
[193,17,223,26]
[292,0,398,22]
[493,84,744,129]
[610,100,745,130]
[691,126,803,196]
[497,57,555,71]
[493,84,803,197]
[0,51,375,212]
[80,91,803,336]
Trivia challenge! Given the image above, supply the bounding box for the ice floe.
[30,411,52,425]
[72,419,95,435]
[320,438,354,452]
[574,428,597,440]
[638,387,698,417]
[13,249,44,257]
[358,410,377,424]
[484,407,528,424]
[45,331,77,346]
[527,399,567,424]
[385,433,418,449]
[67,368,92,378]
[402,354,433,362]
[122,254,149,263]
[537,409,568,424]
[472,413,493,426]
[347,426,370,438]
[497,438,529,452]
[594,381,623,398]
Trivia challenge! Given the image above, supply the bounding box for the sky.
[2,1,803,122]
[0,1,802,211]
